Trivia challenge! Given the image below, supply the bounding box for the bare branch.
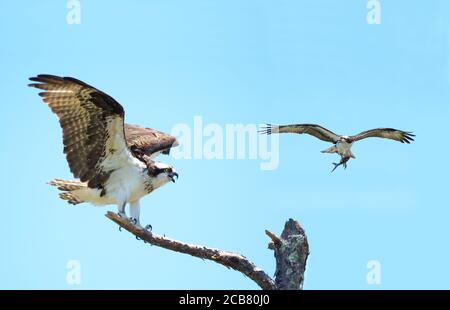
[265,230,281,250]
[106,212,277,290]
[106,213,309,290]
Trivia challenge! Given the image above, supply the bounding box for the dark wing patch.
[349,128,415,144]
[125,124,179,158]
[259,123,340,143]
[29,74,129,188]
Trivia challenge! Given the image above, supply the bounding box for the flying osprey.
[29,74,179,226]
[260,124,415,172]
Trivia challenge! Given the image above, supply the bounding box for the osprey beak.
[169,172,179,183]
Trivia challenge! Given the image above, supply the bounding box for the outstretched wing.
[29,74,134,189]
[349,128,415,144]
[260,124,340,143]
[125,124,179,159]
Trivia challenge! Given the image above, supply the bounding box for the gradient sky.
[1,0,449,289]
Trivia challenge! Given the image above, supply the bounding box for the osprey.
[260,124,415,172]
[29,74,179,226]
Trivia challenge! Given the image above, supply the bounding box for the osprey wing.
[260,124,340,143]
[29,74,135,189]
[125,124,179,159]
[349,128,415,144]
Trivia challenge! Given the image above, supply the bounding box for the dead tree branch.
[106,212,309,290]
[266,219,310,290]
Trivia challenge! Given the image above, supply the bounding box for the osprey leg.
[129,200,141,226]
[118,201,127,218]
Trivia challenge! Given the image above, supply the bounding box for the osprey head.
[340,136,352,143]
[148,162,179,184]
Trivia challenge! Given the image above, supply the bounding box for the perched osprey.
[260,124,415,172]
[29,74,179,226]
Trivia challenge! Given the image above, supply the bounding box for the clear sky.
[0,0,449,290]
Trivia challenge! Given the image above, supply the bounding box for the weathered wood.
[266,219,309,290]
[106,212,277,290]
[106,212,309,290]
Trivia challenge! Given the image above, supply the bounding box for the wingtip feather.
[259,124,279,135]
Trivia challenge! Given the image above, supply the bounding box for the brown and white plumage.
[348,128,415,144]
[260,123,415,171]
[125,124,179,159]
[29,74,128,189]
[260,124,341,143]
[30,74,178,225]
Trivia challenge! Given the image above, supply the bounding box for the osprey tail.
[321,146,338,154]
[48,179,86,205]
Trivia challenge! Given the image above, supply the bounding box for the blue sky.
[0,0,449,289]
